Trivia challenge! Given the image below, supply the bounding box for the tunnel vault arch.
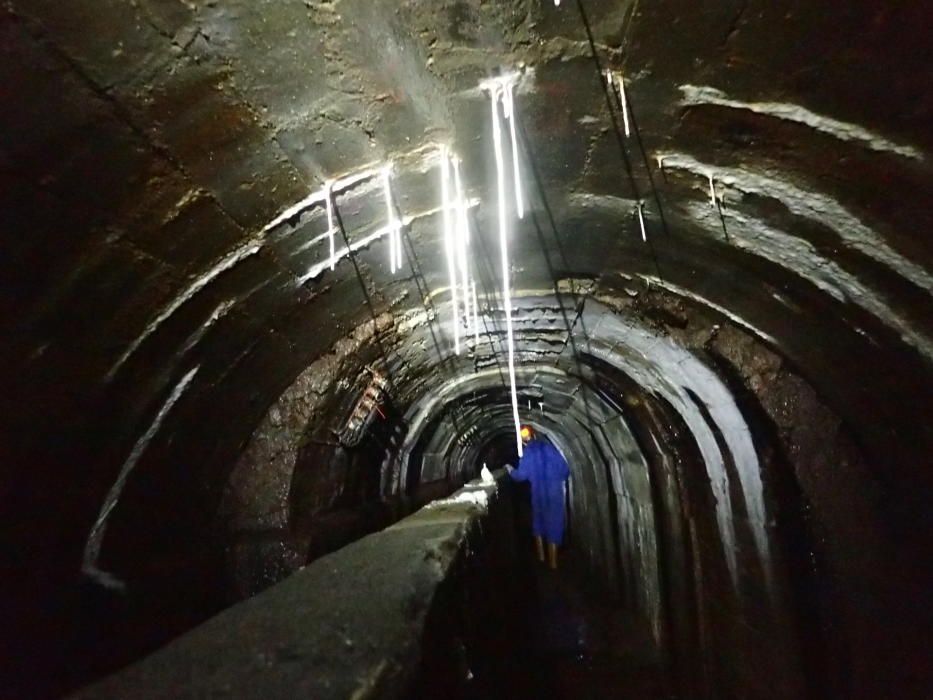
[216,289,836,697]
[225,295,774,588]
[3,0,932,697]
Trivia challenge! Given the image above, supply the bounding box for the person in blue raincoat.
[506,425,571,569]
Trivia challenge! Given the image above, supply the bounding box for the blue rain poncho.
[509,439,571,544]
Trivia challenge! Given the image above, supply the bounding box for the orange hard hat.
[520,425,534,439]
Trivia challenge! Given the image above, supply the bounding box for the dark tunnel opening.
[375,348,821,697]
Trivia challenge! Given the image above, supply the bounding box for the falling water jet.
[482,76,524,456]
[440,146,461,355]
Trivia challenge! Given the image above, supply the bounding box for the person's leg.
[547,541,558,570]
[534,535,545,563]
[541,483,565,571]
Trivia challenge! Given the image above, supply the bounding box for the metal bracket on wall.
[338,368,390,447]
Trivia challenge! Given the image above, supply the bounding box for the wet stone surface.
[2,0,932,697]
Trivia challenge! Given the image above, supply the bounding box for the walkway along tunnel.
[1,0,931,698]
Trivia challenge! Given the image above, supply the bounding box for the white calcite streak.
[178,299,237,358]
[680,85,924,161]
[568,192,641,217]
[439,147,461,354]
[260,166,383,234]
[453,159,470,334]
[105,166,394,382]
[325,181,336,271]
[632,274,779,346]
[382,166,401,273]
[605,69,631,136]
[636,201,647,241]
[584,307,774,597]
[107,155,422,382]
[686,202,933,361]
[502,82,525,219]
[471,280,480,346]
[483,74,525,456]
[299,200,480,283]
[661,153,933,295]
[106,241,262,380]
[83,366,200,589]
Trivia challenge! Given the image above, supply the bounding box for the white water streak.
[394,186,403,271]
[299,200,480,284]
[586,309,772,595]
[680,85,923,161]
[107,242,261,379]
[503,82,525,219]
[453,158,475,336]
[661,153,933,295]
[617,74,630,137]
[686,202,933,360]
[382,167,401,273]
[178,299,236,357]
[632,274,778,346]
[487,80,524,457]
[471,280,480,346]
[261,166,382,234]
[636,202,647,241]
[83,366,200,585]
[440,147,461,354]
[325,181,336,271]
[606,70,630,136]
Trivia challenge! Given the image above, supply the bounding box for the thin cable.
[455,159,481,343]
[466,206,509,388]
[332,204,395,390]
[516,113,598,435]
[578,0,666,280]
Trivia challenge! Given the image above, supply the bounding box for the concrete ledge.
[72,473,510,699]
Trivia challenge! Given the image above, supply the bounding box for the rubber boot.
[535,536,545,563]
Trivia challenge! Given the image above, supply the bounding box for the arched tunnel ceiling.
[2,0,933,693]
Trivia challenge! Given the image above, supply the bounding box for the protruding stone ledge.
[72,472,511,699]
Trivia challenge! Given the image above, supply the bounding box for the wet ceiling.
[1,0,932,696]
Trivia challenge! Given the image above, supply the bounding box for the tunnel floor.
[465,546,673,699]
[457,491,674,700]
[504,549,671,699]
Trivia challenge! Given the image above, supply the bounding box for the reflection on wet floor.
[470,545,674,699]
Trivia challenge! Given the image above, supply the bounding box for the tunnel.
[2,0,932,697]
